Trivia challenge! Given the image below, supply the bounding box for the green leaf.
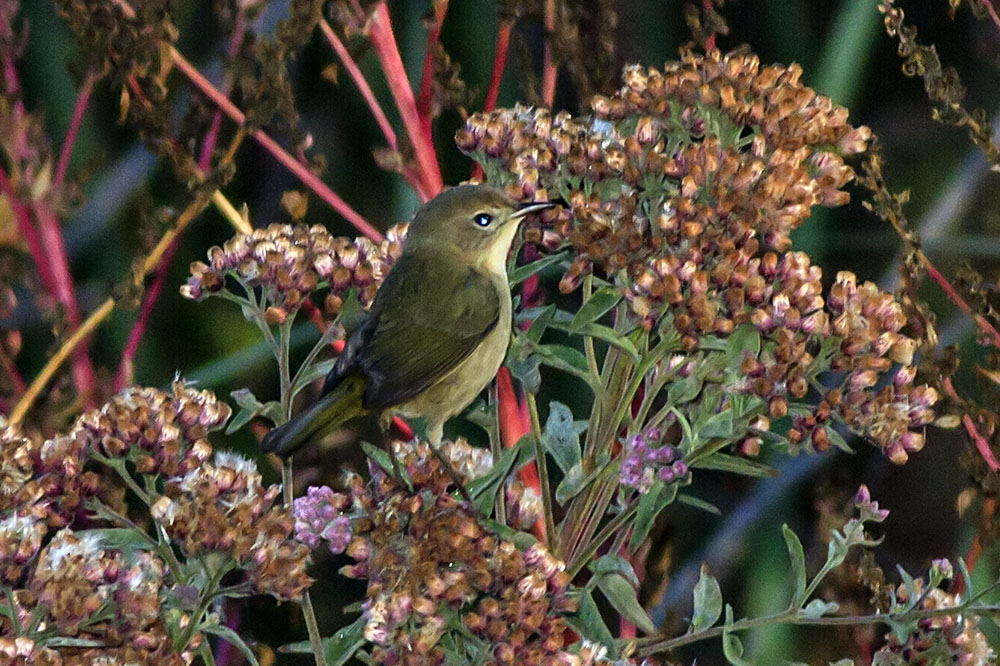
[698,410,734,439]
[676,493,720,515]
[565,321,641,360]
[202,624,260,666]
[565,589,615,648]
[296,358,337,387]
[510,251,570,286]
[360,441,395,474]
[721,605,752,666]
[527,304,557,344]
[44,637,111,648]
[691,452,778,477]
[824,425,853,453]
[782,524,808,608]
[505,353,542,394]
[324,615,368,666]
[86,528,156,551]
[799,599,839,620]
[571,285,622,331]
[467,437,532,514]
[596,573,657,634]
[227,388,265,434]
[667,375,703,405]
[690,565,723,631]
[536,343,590,373]
[590,554,641,586]
[555,458,609,504]
[628,480,679,553]
[541,401,585,474]
[724,324,760,368]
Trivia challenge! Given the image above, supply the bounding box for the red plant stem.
[167,47,384,242]
[497,367,545,540]
[963,413,999,472]
[319,19,397,151]
[921,256,1000,349]
[118,17,251,392]
[942,376,1000,472]
[54,68,97,191]
[982,0,1000,34]
[484,21,512,113]
[34,202,97,403]
[114,237,180,391]
[702,0,717,50]
[0,167,56,294]
[367,2,443,196]
[199,12,245,171]
[416,0,449,140]
[541,0,557,108]
[317,20,428,201]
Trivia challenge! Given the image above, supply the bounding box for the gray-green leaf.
[690,565,723,631]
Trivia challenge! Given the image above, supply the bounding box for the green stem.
[4,587,21,635]
[566,503,637,579]
[526,392,557,547]
[200,643,217,666]
[636,601,1000,656]
[582,275,607,412]
[289,322,343,396]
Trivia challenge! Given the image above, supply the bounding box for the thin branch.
[319,19,397,151]
[367,2,443,196]
[483,20,512,113]
[198,10,246,172]
[541,0,557,107]
[963,413,999,472]
[54,68,98,191]
[10,192,213,426]
[113,236,180,391]
[167,47,384,241]
[417,0,449,139]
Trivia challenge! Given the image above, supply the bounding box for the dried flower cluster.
[876,584,994,665]
[0,383,309,662]
[180,222,408,320]
[152,451,311,600]
[459,51,936,463]
[457,49,870,296]
[338,439,591,666]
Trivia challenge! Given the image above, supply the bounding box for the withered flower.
[180,221,407,318]
[343,440,581,666]
[152,451,311,601]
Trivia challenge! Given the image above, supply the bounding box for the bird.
[260,184,553,457]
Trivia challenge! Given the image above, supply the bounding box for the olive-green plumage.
[261,184,552,456]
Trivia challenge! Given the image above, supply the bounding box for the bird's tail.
[260,374,367,457]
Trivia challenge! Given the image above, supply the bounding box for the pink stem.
[33,203,97,403]
[367,2,443,196]
[541,0,557,107]
[199,13,245,171]
[483,21,512,113]
[54,68,97,191]
[0,167,56,295]
[168,48,384,241]
[963,413,1000,473]
[416,0,449,140]
[120,17,250,391]
[114,238,179,391]
[702,0,717,50]
[319,20,397,151]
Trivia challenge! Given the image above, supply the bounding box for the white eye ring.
[473,213,493,227]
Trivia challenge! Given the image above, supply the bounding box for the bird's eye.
[473,212,493,227]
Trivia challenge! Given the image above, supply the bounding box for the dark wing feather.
[322,250,501,410]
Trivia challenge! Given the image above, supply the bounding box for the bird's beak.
[510,200,557,220]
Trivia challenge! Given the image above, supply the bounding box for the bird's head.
[407,184,553,274]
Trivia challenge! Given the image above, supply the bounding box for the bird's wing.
[331,250,503,410]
